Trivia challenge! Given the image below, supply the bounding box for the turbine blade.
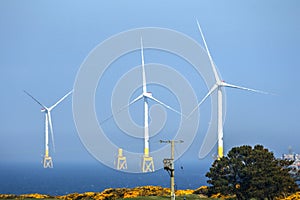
[140,37,147,94]
[222,82,271,95]
[196,19,221,83]
[100,94,144,124]
[187,84,218,118]
[49,90,73,111]
[47,112,55,153]
[146,94,185,118]
[24,90,47,109]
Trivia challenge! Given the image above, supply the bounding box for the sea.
[0,161,210,196]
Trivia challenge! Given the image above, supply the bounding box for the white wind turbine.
[24,90,72,168]
[124,38,183,172]
[194,20,270,159]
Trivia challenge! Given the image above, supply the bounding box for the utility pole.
[160,140,184,200]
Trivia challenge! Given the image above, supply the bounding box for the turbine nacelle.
[219,80,229,87]
[143,92,152,98]
[40,107,50,113]
[216,80,226,86]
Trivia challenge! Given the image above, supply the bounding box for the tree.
[206,145,298,200]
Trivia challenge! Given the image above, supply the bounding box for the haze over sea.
[0,160,209,196]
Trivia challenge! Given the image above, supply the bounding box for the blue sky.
[0,0,299,166]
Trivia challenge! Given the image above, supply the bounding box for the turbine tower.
[127,38,183,172]
[194,20,269,159]
[24,90,72,168]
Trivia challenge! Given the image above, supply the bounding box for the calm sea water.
[0,162,209,195]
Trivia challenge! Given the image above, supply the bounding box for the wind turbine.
[194,20,269,159]
[24,90,72,168]
[125,38,183,172]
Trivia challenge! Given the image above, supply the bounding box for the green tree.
[206,145,297,200]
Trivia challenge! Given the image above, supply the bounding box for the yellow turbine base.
[144,148,149,157]
[118,148,123,157]
[45,149,49,157]
[218,146,223,159]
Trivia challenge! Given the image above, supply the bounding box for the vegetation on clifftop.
[0,186,208,199]
[0,185,300,199]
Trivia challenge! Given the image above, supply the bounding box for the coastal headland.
[1,185,300,200]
